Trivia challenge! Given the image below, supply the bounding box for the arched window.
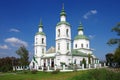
[58,43,60,50]
[42,38,44,44]
[58,29,60,37]
[66,29,69,37]
[42,48,44,54]
[81,44,83,48]
[75,44,77,48]
[67,43,69,50]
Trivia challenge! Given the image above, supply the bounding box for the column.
[46,59,48,67]
[82,64,84,69]
[41,59,43,67]
[88,64,90,69]
[54,65,56,70]
[63,65,65,70]
[42,66,44,71]
[13,66,15,71]
[94,64,96,68]
[104,63,106,67]
[48,66,49,71]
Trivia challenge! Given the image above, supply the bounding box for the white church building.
[29,6,100,71]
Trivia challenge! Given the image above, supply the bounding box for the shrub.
[69,69,120,80]
[31,70,38,74]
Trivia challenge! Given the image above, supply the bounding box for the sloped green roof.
[74,35,89,40]
[56,21,70,26]
[33,56,38,64]
[78,26,83,31]
[36,32,45,35]
[78,22,83,31]
[72,49,88,57]
[60,9,66,16]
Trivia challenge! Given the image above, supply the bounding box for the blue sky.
[0,0,120,60]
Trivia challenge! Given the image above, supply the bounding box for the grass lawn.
[0,70,86,80]
[0,68,120,80]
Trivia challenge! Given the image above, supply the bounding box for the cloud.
[5,37,28,47]
[88,35,95,39]
[0,44,9,49]
[9,28,20,32]
[83,10,97,19]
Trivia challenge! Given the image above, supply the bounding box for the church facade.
[29,6,99,70]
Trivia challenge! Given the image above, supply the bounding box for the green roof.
[74,35,89,40]
[72,49,88,57]
[56,21,70,26]
[36,32,45,35]
[78,22,83,31]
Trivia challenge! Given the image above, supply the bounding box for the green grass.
[0,70,85,80]
[69,68,120,80]
[0,69,120,80]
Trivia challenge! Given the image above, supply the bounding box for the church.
[29,6,99,70]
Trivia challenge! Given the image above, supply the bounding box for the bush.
[31,70,38,74]
[51,69,60,74]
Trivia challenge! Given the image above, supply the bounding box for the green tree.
[88,54,92,64]
[114,47,120,65]
[82,58,86,68]
[105,53,114,66]
[107,22,120,48]
[107,22,120,66]
[16,46,29,69]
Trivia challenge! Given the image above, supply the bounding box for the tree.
[88,54,92,64]
[114,47,120,65]
[82,58,86,68]
[107,22,120,66]
[105,53,114,66]
[107,22,120,48]
[0,57,20,72]
[16,46,29,69]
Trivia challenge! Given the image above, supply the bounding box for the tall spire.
[60,3,66,16]
[38,19,43,28]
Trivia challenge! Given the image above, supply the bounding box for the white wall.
[73,39,89,49]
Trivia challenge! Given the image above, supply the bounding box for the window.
[67,43,69,50]
[58,43,60,50]
[74,59,76,64]
[42,48,44,54]
[75,44,77,48]
[42,38,44,44]
[81,44,83,48]
[58,29,60,37]
[66,29,69,37]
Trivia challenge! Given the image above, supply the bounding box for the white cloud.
[83,10,97,19]
[10,28,20,32]
[0,44,9,49]
[91,10,97,14]
[89,35,95,39]
[5,37,28,47]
